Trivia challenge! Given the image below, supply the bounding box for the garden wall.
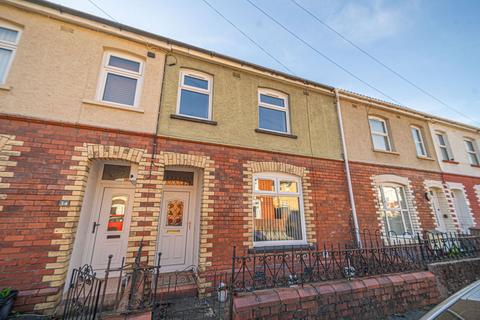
[233,271,440,320]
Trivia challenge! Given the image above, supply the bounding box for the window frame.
[176,69,213,120]
[464,138,480,165]
[368,116,392,151]
[257,88,291,134]
[0,21,22,85]
[252,172,306,247]
[378,183,414,238]
[97,51,144,108]
[411,126,427,157]
[435,131,453,161]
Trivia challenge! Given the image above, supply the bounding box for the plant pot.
[0,290,18,320]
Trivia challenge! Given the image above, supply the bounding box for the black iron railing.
[231,230,480,292]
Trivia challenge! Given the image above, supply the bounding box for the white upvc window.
[411,126,427,157]
[258,89,290,134]
[97,52,144,107]
[368,116,392,151]
[464,139,480,165]
[435,132,452,161]
[177,70,213,120]
[252,173,306,246]
[377,184,414,237]
[0,22,21,84]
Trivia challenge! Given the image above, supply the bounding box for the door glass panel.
[254,178,275,192]
[102,164,131,181]
[164,170,194,186]
[279,180,298,193]
[166,200,184,226]
[107,195,127,231]
[253,195,302,241]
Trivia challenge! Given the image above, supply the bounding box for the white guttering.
[334,89,361,247]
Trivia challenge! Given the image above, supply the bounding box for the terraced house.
[0,0,479,316]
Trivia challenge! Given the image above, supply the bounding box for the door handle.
[188,221,191,230]
[92,222,100,233]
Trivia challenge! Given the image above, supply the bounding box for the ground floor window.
[252,173,306,246]
[377,184,414,236]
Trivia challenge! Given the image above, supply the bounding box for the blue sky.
[50,0,480,126]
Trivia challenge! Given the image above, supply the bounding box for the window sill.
[417,155,435,161]
[442,160,459,165]
[373,148,400,155]
[249,244,314,254]
[170,114,217,125]
[471,164,480,168]
[82,99,144,113]
[255,128,297,139]
[0,84,12,91]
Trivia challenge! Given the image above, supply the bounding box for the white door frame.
[80,161,136,270]
[156,168,200,272]
[429,188,447,232]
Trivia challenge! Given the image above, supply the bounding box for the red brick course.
[0,116,352,311]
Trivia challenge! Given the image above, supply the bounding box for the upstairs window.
[252,174,305,246]
[411,126,427,157]
[258,89,290,134]
[377,184,414,237]
[98,52,144,107]
[0,23,21,84]
[435,132,452,161]
[368,117,392,151]
[177,70,212,120]
[465,139,480,165]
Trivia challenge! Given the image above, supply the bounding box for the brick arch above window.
[243,161,315,248]
[372,174,409,186]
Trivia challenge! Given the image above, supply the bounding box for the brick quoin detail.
[242,161,316,248]
[0,134,23,212]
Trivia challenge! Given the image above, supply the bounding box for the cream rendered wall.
[429,122,480,177]
[158,54,343,160]
[340,98,441,171]
[0,4,165,134]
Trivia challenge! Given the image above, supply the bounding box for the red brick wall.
[0,116,352,311]
[349,161,445,234]
[443,173,480,225]
[233,271,440,320]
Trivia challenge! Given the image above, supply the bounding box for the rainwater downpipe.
[334,88,362,248]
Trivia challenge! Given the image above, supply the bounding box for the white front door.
[86,187,134,271]
[430,189,447,232]
[158,190,194,271]
[452,189,473,233]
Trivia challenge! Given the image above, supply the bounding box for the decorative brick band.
[0,134,23,212]
[371,174,422,236]
[158,151,215,271]
[41,143,149,311]
[242,161,315,248]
